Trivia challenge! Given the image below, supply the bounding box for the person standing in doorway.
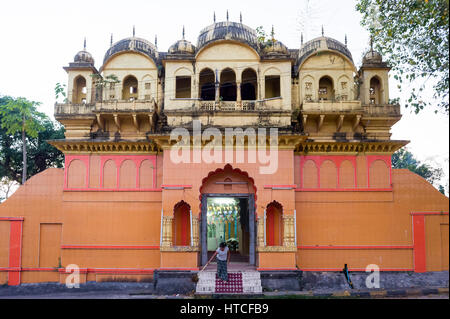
[207,242,230,282]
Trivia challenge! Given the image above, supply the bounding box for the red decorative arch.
[198,164,257,209]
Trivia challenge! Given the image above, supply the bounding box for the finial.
[345,34,348,46]
[182,25,185,40]
[83,37,86,50]
[301,33,304,46]
[240,12,242,23]
[155,34,158,48]
[213,11,216,23]
[226,10,229,22]
[370,36,374,55]
[133,25,135,37]
[110,34,113,47]
[321,25,324,36]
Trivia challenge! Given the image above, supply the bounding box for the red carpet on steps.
[215,273,243,293]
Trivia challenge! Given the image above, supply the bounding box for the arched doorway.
[199,164,257,266]
[220,68,237,101]
[266,201,283,246]
[241,68,257,101]
[318,76,334,100]
[122,75,138,101]
[199,68,215,101]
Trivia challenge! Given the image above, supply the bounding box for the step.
[195,271,262,295]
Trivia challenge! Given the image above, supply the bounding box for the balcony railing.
[55,100,155,116]
[363,104,401,116]
[197,98,282,111]
[302,100,363,112]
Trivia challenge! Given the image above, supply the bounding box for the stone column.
[282,215,296,248]
[161,216,173,248]
[236,81,242,109]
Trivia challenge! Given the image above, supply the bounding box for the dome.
[197,21,258,53]
[362,50,383,64]
[262,40,289,56]
[298,36,353,67]
[168,39,196,55]
[103,37,159,65]
[74,50,94,64]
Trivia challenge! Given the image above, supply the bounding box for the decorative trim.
[294,140,408,155]
[295,188,392,192]
[298,245,413,250]
[257,246,297,252]
[162,185,192,190]
[159,246,200,252]
[63,188,162,192]
[49,140,162,154]
[0,217,24,221]
[300,268,414,272]
[264,185,297,190]
[411,211,449,216]
[61,245,160,250]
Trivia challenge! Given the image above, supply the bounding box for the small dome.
[298,36,353,66]
[103,37,159,66]
[363,50,383,64]
[262,40,289,55]
[168,39,196,55]
[197,21,258,52]
[74,50,94,64]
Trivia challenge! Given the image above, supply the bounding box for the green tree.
[356,0,449,113]
[392,148,445,190]
[0,96,46,184]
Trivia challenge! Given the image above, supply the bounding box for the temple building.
[0,15,448,288]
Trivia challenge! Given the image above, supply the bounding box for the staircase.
[195,270,262,295]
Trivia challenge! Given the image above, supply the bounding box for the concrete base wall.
[300,271,449,291]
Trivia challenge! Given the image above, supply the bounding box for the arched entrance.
[199,164,257,266]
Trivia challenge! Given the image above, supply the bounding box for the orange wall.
[0,151,448,285]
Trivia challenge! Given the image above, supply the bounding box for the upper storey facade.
[55,18,401,143]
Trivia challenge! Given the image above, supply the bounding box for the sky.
[0,0,448,190]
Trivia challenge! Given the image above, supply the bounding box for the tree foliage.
[356,0,449,113]
[392,148,445,192]
[0,95,64,184]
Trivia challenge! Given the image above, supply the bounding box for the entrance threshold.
[203,262,257,272]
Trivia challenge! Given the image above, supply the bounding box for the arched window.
[369,76,382,104]
[241,68,257,101]
[119,160,136,189]
[139,160,154,189]
[122,75,138,101]
[369,160,390,188]
[320,160,337,188]
[318,76,334,100]
[266,201,283,246]
[67,159,86,188]
[303,160,318,188]
[73,76,87,104]
[103,160,117,188]
[220,68,237,101]
[173,201,191,246]
[199,68,215,101]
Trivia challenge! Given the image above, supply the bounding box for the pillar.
[282,215,295,248]
[161,216,173,248]
[257,217,265,248]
